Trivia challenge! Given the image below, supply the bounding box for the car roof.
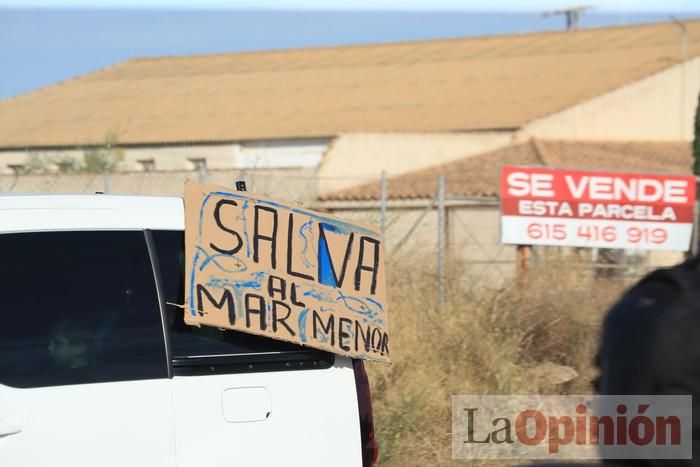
[0,193,184,232]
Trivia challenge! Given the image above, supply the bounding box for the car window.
[151,230,331,359]
[0,231,168,388]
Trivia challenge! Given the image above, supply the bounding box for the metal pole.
[380,170,387,240]
[437,175,446,307]
[103,171,110,194]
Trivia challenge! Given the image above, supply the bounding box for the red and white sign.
[500,166,696,251]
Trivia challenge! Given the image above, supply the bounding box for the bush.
[22,131,123,173]
[367,259,626,466]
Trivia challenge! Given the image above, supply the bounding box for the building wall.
[317,132,514,195]
[0,145,232,174]
[233,139,328,169]
[0,139,330,175]
[123,145,237,171]
[0,148,81,175]
[520,57,700,142]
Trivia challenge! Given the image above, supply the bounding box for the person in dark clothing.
[527,256,699,467]
[594,255,700,466]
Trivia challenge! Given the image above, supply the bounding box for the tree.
[24,151,51,173]
[54,157,79,173]
[81,131,124,173]
[22,131,124,174]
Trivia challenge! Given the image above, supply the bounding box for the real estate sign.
[184,180,389,362]
[500,166,696,251]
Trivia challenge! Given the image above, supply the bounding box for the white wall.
[0,138,331,175]
[0,145,236,174]
[233,139,329,168]
[0,148,81,175]
[123,145,235,171]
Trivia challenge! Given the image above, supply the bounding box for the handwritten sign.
[184,181,389,362]
[500,166,696,251]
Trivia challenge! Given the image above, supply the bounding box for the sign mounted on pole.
[500,166,696,251]
[183,181,390,362]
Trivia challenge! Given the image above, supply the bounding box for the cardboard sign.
[184,181,389,362]
[500,166,696,251]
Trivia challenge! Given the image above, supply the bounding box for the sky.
[2,2,700,99]
[1,0,700,12]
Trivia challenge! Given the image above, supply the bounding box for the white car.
[0,194,378,467]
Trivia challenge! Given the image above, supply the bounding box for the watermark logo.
[452,395,691,460]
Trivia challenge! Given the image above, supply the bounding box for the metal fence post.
[380,170,387,240]
[437,175,446,307]
[103,171,110,194]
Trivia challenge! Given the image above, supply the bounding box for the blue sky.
[1,0,699,12]
[2,3,699,99]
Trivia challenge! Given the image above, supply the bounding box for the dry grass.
[367,258,629,466]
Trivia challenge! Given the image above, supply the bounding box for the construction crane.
[542,5,593,30]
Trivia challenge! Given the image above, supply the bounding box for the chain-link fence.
[0,167,321,204]
[0,168,677,298]
[325,180,674,302]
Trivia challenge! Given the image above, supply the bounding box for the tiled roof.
[319,140,693,201]
[1,21,700,148]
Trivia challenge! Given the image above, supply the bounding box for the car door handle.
[0,422,22,437]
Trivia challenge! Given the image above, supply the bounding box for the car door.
[151,230,362,467]
[0,230,176,467]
